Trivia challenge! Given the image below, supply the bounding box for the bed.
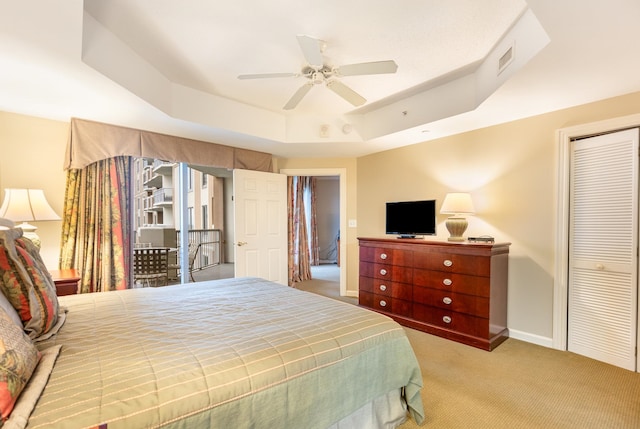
[2,269,425,428]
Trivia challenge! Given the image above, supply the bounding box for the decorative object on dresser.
[440,192,475,242]
[0,188,61,248]
[358,237,510,351]
[50,269,80,296]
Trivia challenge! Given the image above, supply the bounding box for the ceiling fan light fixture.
[311,71,324,85]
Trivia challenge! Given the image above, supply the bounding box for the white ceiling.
[1,0,640,159]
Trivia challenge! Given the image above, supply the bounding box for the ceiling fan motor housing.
[303,66,332,84]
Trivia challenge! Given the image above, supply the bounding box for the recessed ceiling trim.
[81,5,548,147]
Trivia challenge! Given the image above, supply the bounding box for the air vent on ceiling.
[498,42,515,75]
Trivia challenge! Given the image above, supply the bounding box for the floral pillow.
[0,292,21,329]
[0,229,59,340]
[0,305,41,426]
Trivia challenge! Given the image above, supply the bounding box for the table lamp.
[0,188,61,248]
[440,192,475,242]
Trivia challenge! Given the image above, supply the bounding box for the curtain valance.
[65,118,273,172]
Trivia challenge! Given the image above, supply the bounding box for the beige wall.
[315,178,340,261]
[357,91,640,344]
[0,111,68,269]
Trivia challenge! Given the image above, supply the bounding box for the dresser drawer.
[413,286,489,318]
[359,261,412,283]
[359,276,413,300]
[413,269,490,297]
[413,304,489,338]
[360,291,412,318]
[359,246,413,266]
[413,252,490,277]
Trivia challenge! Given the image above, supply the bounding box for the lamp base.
[445,217,468,242]
[17,222,41,249]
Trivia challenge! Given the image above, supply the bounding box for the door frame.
[554,113,640,350]
[280,168,348,297]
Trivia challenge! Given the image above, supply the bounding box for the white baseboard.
[508,329,554,349]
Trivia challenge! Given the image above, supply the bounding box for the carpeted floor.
[398,329,640,428]
[297,265,640,429]
[190,264,640,428]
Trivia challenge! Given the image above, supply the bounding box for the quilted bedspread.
[28,277,424,428]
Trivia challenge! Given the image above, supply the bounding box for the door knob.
[237,241,248,246]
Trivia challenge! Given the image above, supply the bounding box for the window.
[202,205,208,229]
[188,167,194,192]
[187,207,194,230]
[202,173,208,188]
[202,205,209,229]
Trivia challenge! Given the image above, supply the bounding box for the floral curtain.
[59,156,132,293]
[287,176,320,285]
[287,176,310,285]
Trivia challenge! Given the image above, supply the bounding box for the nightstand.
[50,269,80,296]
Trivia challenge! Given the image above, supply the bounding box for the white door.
[568,128,639,371]
[233,169,288,285]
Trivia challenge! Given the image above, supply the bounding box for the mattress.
[27,277,424,428]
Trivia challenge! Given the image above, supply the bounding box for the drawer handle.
[443,259,453,267]
[443,296,452,305]
[380,253,388,260]
[443,316,452,324]
[379,300,387,307]
[379,269,387,276]
[443,278,452,286]
[379,284,387,292]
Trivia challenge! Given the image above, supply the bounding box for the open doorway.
[312,175,340,276]
[281,168,347,297]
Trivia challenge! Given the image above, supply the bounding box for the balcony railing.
[152,159,174,175]
[153,187,173,204]
[175,229,222,272]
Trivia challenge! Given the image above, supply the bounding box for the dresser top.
[358,237,511,255]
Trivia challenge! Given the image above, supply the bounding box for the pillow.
[0,229,59,340]
[0,305,41,426]
[2,345,61,429]
[0,292,21,329]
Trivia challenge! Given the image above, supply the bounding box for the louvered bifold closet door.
[569,128,639,371]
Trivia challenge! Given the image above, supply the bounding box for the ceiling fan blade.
[238,72,298,80]
[326,80,366,107]
[296,35,324,68]
[336,60,398,77]
[283,83,314,110]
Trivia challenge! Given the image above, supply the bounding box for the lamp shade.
[0,189,61,222]
[440,193,475,215]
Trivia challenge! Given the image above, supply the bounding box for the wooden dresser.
[358,238,510,351]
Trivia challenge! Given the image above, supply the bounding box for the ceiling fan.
[238,35,398,110]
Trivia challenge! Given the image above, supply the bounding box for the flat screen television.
[385,199,436,238]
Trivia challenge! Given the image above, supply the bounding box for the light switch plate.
[348,219,357,227]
